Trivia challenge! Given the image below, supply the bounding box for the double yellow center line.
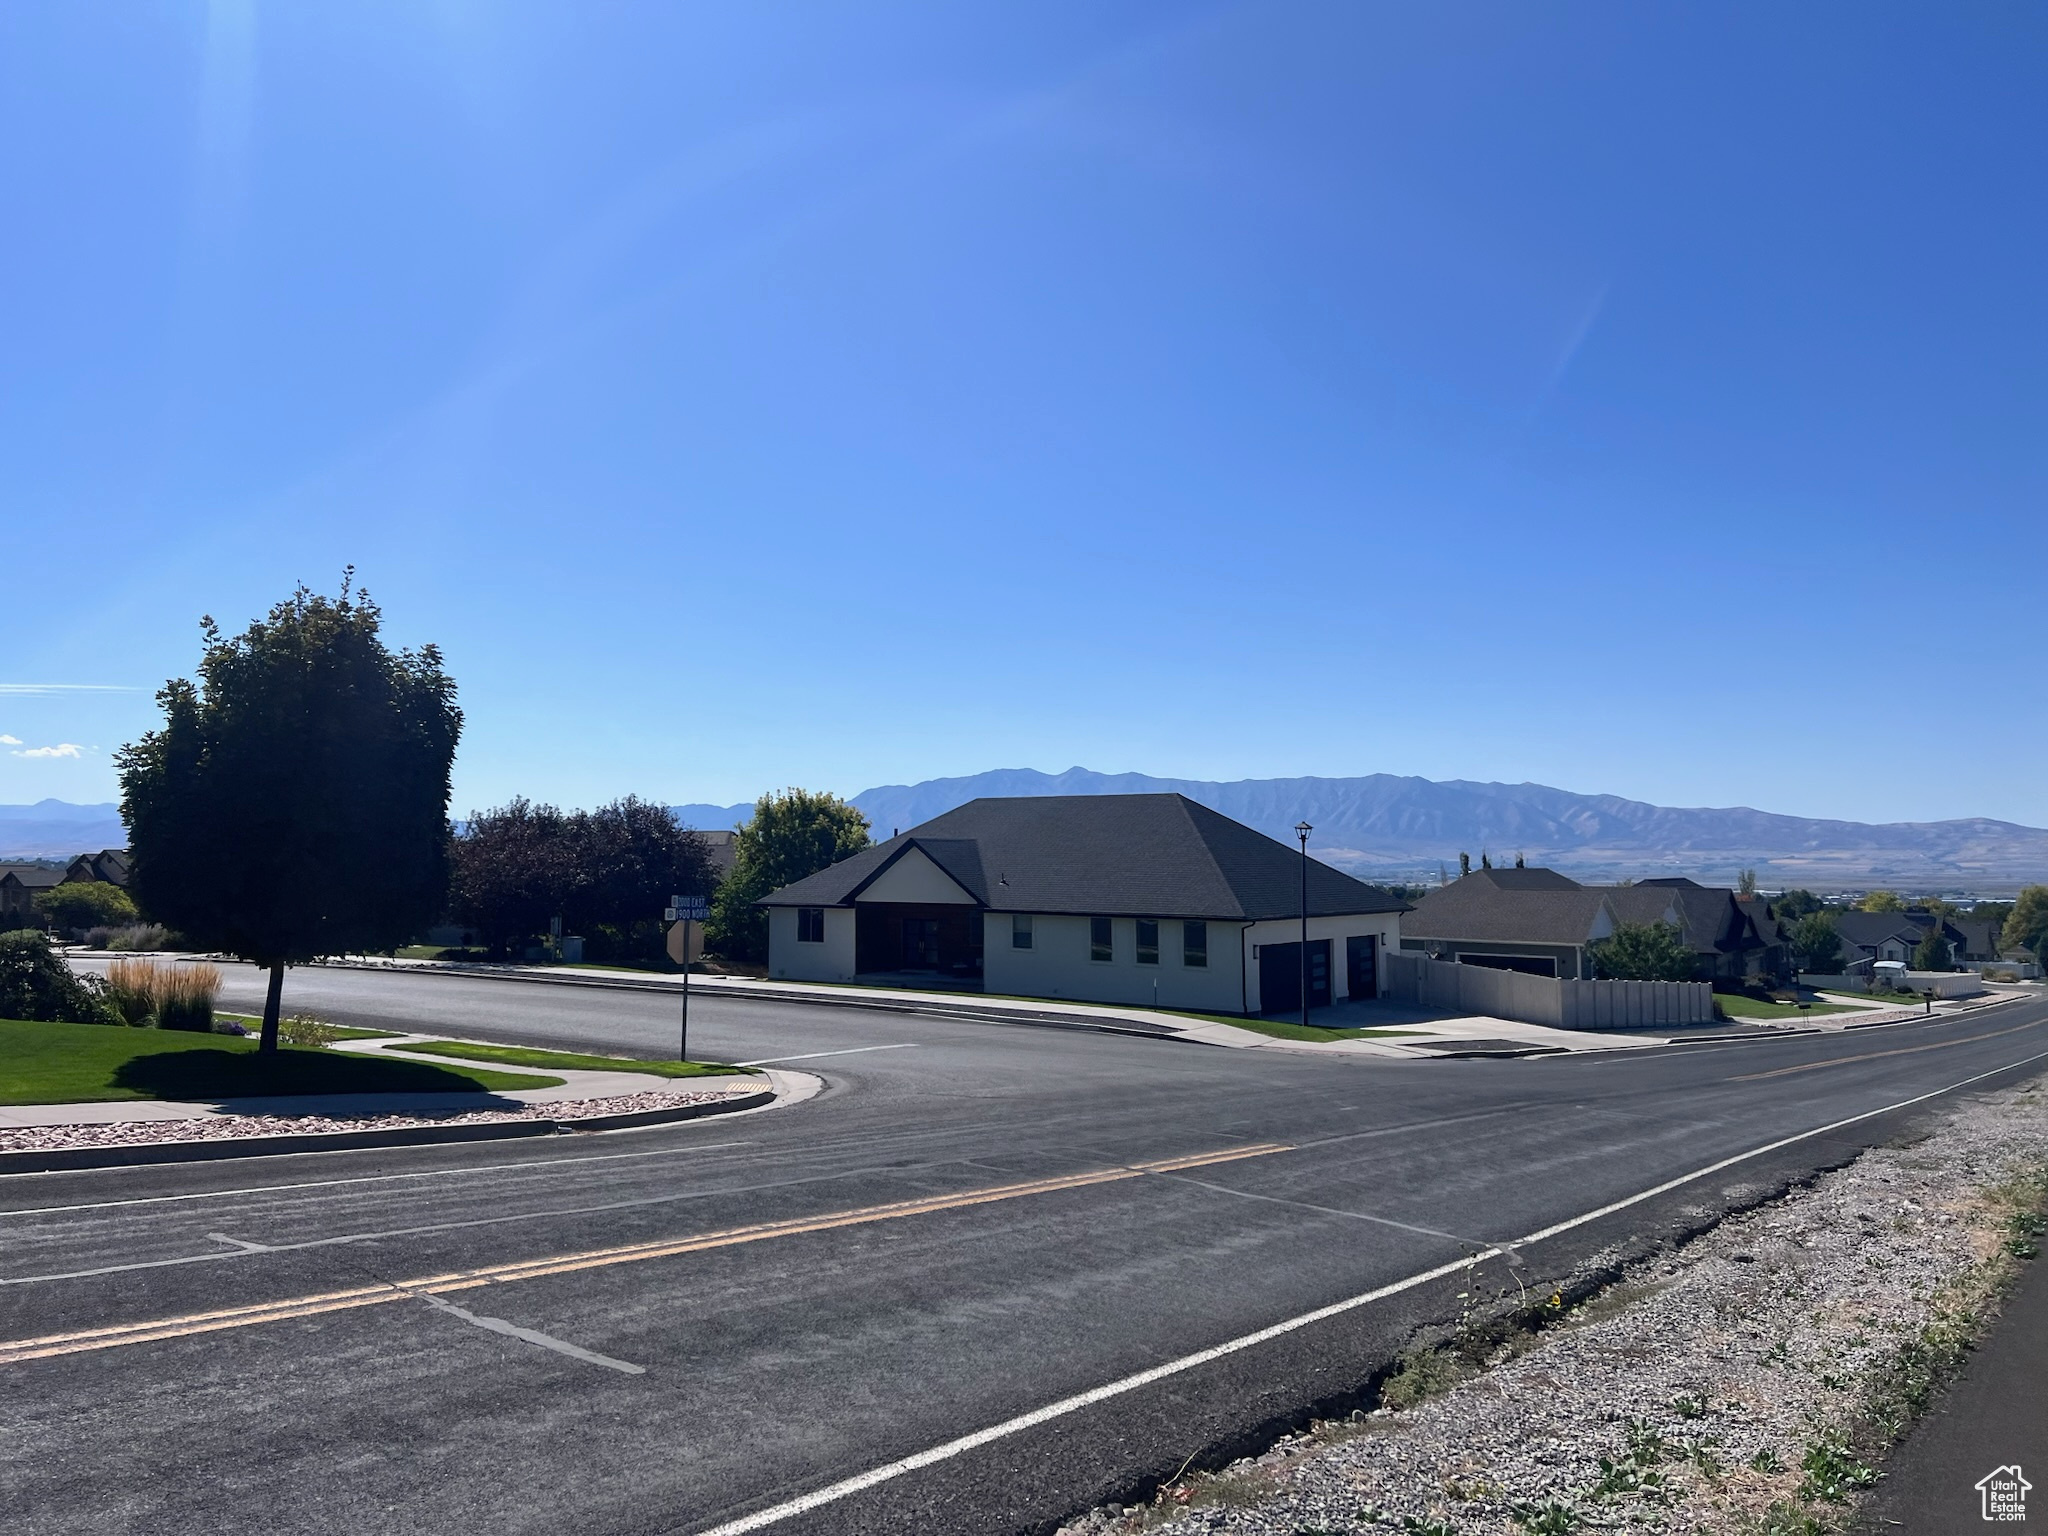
[0,1142,1289,1367]
[1730,1018,2044,1081]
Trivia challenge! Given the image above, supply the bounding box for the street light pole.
[1295,821,1313,1029]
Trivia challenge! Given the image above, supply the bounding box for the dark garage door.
[1259,939,1331,1013]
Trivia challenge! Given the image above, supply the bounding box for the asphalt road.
[7,966,2048,1536]
[1854,1223,2048,1534]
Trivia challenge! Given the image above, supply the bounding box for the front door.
[901,918,941,970]
[1346,934,1378,1000]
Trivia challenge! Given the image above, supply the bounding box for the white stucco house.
[756,793,1408,1015]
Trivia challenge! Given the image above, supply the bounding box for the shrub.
[33,881,139,935]
[277,1012,338,1047]
[0,931,120,1023]
[1587,921,1698,982]
[105,923,173,952]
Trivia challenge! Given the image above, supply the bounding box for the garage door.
[1259,939,1331,1013]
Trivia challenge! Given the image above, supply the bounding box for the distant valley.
[12,768,2048,890]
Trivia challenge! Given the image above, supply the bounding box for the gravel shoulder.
[1060,1080,2048,1536]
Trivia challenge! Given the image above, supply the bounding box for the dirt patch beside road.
[1060,1084,2048,1536]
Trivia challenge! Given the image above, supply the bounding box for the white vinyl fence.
[1799,971,1985,998]
[1382,952,1715,1030]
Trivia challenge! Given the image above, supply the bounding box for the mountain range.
[11,769,2048,890]
[679,767,2048,892]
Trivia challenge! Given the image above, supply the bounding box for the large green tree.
[449,795,717,963]
[34,881,139,934]
[1587,921,1699,982]
[448,797,577,956]
[1858,890,1905,913]
[707,789,870,963]
[117,578,462,1051]
[1788,911,1843,972]
[2003,886,2048,958]
[566,796,717,938]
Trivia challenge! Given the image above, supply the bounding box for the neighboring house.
[1400,867,1626,979]
[1613,877,1774,981]
[64,848,131,886]
[1829,908,1997,970]
[755,793,1409,1015]
[1900,908,1998,962]
[0,864,69,920]
[1831,910,1923,967]
[695,829,739,881]
[1402,869,1772,981]
[1736,894,1790,977]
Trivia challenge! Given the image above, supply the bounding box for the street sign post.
[663,895,710,1061]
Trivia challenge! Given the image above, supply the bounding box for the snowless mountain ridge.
[679,767,2048,891]
[11,771,2045,888]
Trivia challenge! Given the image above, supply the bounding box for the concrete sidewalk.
[310,957,1706,1057]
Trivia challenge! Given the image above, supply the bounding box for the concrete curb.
[305,958,1202,1042]
[0,1088,776,1177]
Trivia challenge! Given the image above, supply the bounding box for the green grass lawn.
[217,1013,401,1040]
[0,1018,563,1106]
[387,1040,754,1078]
[1714,994,1866,1021]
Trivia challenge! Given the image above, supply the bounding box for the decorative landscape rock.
[0,1088,747,1153]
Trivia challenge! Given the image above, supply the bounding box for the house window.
[1090,917,1113,962]
[1012,915,1033,950]
[1183,921,1208,967]
[796,908,825,943]
[1136,919,1159,965]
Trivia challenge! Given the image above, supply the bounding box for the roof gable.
[757,793,1406,920]
[848,843,982,905]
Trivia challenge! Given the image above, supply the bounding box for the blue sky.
[5,3,2044,826]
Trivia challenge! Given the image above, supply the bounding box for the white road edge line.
[734,1044,919,1067]
[688,1044,2048,1536]
[0,1142,758,1217]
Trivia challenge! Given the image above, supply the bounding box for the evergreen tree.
[1912,927,1953,972]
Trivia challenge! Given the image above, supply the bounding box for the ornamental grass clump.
[154,963,221,1032]
[104,959,222,1030]
[102,958,161,1026]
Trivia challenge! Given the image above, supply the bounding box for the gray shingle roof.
[757,794,1408,920]
[1405,868,1767,959]
[1403,872,1613,945]
[1833,910,1924,951]
[0,865,68,890]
